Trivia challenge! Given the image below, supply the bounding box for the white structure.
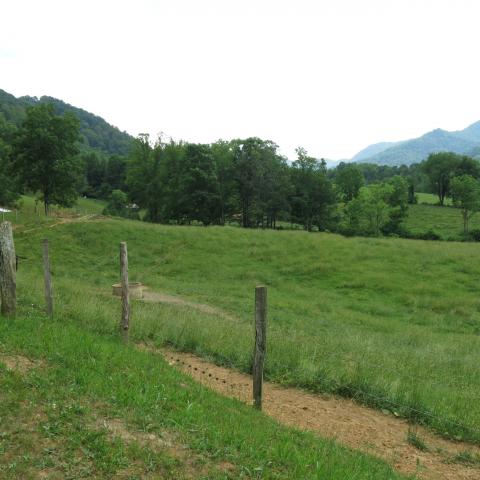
[0,207,11,221]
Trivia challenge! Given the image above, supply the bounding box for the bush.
[467,229,480,242]
[103,189,139,219]
[401,229,443,241]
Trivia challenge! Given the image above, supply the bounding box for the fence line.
[1,230,478,440]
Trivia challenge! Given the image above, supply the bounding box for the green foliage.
[334,162,364,201]
[450,174,480,233]
[422,152,458,205]
[406,429,428,452]
[0,89,133,156]
[383,176,409,234]
[343,177,408,236]
[422,152,480,206]
[345,183,393,235]
[126,135,184,223]
[103,189,138,219]
[232,138,291,228]
[12,103,82,214]
[0,317,406,479]
[11,205,480,444]
[450,450,480,466]
[82,151,127,198]
[0,115,20,207]
[290,147,336,231]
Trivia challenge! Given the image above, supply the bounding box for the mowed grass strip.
[0,317,407,480]
[12,214,480,444]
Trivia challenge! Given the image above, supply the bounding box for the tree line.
[2,103,480,237]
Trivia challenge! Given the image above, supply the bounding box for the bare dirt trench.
[141,346,480,480]
[138,292,480,478]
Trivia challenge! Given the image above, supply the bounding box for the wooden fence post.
[0,222,16,317]
[253,285,267,409]
[120,241,130,342]
[43,239,53,317]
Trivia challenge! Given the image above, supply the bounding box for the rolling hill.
[0,88,134,156]
[352,121,480,166]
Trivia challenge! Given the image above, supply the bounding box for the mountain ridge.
[0,89,134,156]
[351,121,480,166]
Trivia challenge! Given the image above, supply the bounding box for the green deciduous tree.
[0,115,20,207]
[383,175,409,234]
[344,177,409,236]
[103,189,128,216]
[231,138,288,228]
[345,184,393,236]
[450,174,480,233]
[290,147,336,231]
[12,103,81,214]
[422,152,480,206]
[422,152,457,206]
[174,143,221,225]
[126,134,167,222]
[334,162,364,201]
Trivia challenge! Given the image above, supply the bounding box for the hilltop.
[0,89,134,156]
[352,120,480,166]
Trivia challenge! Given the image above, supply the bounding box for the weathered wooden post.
[120,241,130,342]
[253,285,267,409]
[0,222,16,317]
[43,239,53,317]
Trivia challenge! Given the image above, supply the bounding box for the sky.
[1,0,480,160]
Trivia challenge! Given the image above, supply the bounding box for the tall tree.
[422,152,461,205]
[450,174,480,233]
[126,134,166,222]
[211,140,236,225]
[345,183,394,236]
[12,103,81,214]
[334,162,364,201]
[232,138,282,228]
[0,115,20,207]
[174,143,221,225]
[290,147,336,231]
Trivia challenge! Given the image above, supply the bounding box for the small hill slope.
[0,88,134,155]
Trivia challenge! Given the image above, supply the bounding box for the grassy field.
[406,203,480,239]
[406,193,480,239]
[1,318,406,479]
[8,202,480,447]
[416,192,452,206]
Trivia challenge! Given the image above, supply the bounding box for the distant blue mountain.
[352,121,480,166]
[350,141,401,162]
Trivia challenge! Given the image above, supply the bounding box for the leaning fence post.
[120,241,130,342]
[253,285,267,409]
[43,239,53,317]
[0,222,16,317]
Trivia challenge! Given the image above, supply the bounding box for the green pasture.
[9,204,480,445]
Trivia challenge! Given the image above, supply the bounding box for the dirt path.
[139,291,480,478]
[20,214,98,234]
[142,290,237,321]
[138,344,480,480]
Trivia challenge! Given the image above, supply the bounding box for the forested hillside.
[0,89,133,156]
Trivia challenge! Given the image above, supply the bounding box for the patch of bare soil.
[158,347,480,480]
[0,354,45,374]
[97,416,235,479]
[47,214,97,229]
[142,290,237,321]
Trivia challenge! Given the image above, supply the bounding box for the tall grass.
[13,213,480,444]
[0,317,407,479]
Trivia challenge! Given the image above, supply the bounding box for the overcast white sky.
[1,0,479,160]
